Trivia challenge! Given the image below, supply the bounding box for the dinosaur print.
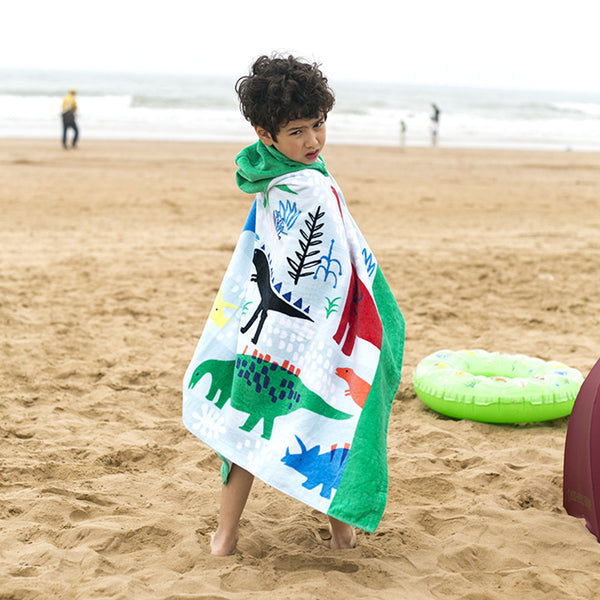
[330,186,344,220]
[188,358,234,406]
[241,248,312,344]
[188,351,352,440]
[209,289,239,329]
[333,265,382,356]
[335,367,371,409]
[281,435,350,499]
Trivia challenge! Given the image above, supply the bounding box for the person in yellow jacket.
[61,89,79,148]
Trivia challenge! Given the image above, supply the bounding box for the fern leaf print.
[273,199,301,239]
[324,296,341,318]
[287,205,325,285]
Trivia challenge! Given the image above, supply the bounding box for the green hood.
[235,140,328,194]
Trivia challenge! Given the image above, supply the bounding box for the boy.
[183,54,405,556]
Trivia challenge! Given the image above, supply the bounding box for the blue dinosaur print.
[281,435,350,499]
[242,199,257,233]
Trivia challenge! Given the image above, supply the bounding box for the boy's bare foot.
[330,527,357,550]
[210,528,238,556]
[328,517,357,550]
[211,464,254,556]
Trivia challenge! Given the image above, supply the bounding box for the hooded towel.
[183,141,405,531]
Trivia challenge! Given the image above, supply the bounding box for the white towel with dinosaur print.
[183,155,405,532]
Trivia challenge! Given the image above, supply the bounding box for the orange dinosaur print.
[335,367,371,408]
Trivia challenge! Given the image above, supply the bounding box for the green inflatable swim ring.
[413,349,584,423]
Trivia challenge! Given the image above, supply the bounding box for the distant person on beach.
[400,120,407,146]
[61,89,79,149]
[182,54,405,556]
[430,103,440,146]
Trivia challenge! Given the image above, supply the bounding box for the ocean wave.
[2,68,600,150]
[130,94,236,110]
[552,101,600,118]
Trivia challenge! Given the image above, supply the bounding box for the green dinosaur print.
[188,354,352,440]
[189,359,235,407]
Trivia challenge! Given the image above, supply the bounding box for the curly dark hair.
[235,54,335,140]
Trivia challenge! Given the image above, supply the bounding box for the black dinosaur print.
[241,248,313,344]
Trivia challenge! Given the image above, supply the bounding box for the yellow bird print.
[210,289,239,328]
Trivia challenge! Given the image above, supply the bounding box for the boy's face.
[255,116,326,165]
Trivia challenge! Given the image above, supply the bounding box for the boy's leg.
[328,516,357,550]
[211,463,254,556]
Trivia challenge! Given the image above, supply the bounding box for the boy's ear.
[254,126,275,146]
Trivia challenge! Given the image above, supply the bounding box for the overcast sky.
[4,0,599,92]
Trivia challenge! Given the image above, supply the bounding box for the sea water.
[1,68,599,151]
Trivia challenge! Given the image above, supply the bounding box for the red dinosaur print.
[331,186,344,221]
[333,265,382,356]
[335,367,371,408]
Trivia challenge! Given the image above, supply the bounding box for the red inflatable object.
[563,358,600,541]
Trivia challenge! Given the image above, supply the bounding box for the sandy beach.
[2,138,600,599]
